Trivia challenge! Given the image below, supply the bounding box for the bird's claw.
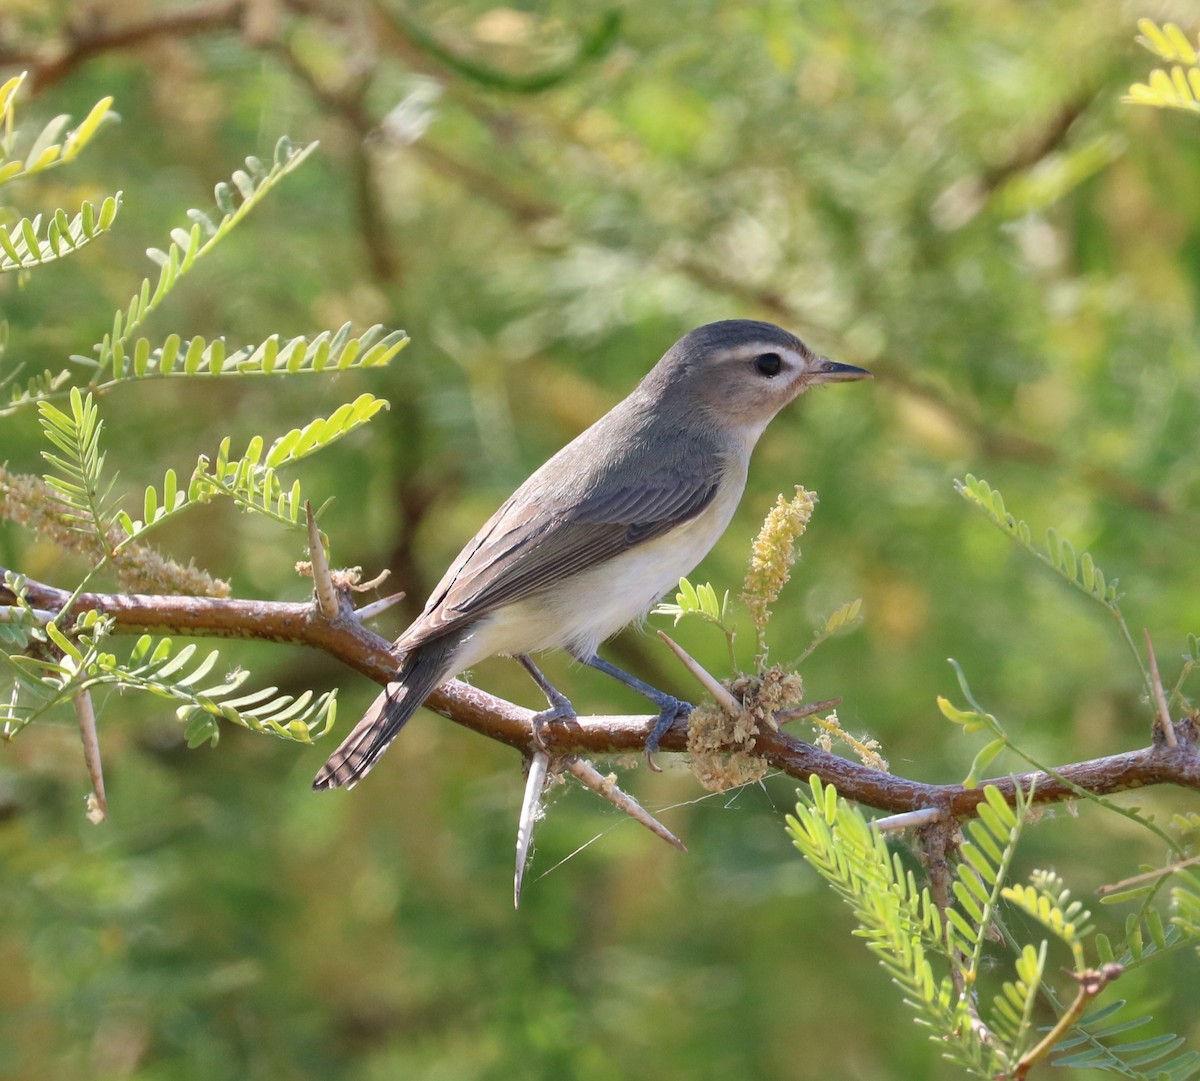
[529,703,576,754]
[644,697,693,772]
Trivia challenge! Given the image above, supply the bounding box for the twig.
[370,0,619,94]
[0,1,247,92]
[1096,852,1200,896]
[1014,964,1125,1079]
[351,135,400,282]
[74,690,107,824]
[306,502,339,620]
[353,569,393,593]
[930,88,1102,232]
[776,698,842,722]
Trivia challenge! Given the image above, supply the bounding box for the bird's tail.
[313,637,458,791]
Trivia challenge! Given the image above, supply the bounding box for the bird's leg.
[516,654,577,751]
[575,653,693,772]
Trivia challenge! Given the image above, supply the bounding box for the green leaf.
[89,138,319,381]
[937,694,989,731]
[956,475,1121,613]
[963,737,1006,788]
[0,195,122,275]
[1126,22,1200,113]
[36,388,117,554]
[788,778,1007,1076]
[175,395,389,532]
[0,82,116,188]
[184,713,221,748]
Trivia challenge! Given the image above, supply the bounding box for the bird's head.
[645,319,871,443]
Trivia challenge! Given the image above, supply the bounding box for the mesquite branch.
[5,566,1198,821]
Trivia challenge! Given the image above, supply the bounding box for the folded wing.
[396,438,723,650]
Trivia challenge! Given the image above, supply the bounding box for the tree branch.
[0,1,248,92]
[5,568,1198,821]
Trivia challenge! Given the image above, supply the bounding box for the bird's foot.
[645,696,693,773]
[517,654,578,753]
[571,652,695,772]
[529,701,577,753]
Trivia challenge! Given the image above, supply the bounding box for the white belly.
[450,472,746,670]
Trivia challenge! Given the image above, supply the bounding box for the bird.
[314,319,870,791]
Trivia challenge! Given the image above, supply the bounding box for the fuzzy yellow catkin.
[741,486,816,665]
[0,465,230,597]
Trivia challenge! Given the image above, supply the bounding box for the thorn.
[1144,628,1178,748]
[306,501,339,620]
[0,605,56,625]
[565,756,687,852]
[656,629,741,715]
[515,750,550,908]
[353,590,407,623]
[74,690,107,824]
[872,807,942,833]
[775,697,842,723]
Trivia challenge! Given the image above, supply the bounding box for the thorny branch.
[4,568,1199,825]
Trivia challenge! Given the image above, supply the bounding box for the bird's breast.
[451,470,746,669]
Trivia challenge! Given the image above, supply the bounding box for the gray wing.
[396,438,723,650]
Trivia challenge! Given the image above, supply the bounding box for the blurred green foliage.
[2,2,1200,1078]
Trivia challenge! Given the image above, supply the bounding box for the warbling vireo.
[314,319,869,790]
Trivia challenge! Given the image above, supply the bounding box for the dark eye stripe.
[753,352,783,377]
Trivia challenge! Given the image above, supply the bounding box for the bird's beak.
[809,356,872,383]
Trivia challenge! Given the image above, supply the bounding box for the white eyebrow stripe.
[720,342,806,361]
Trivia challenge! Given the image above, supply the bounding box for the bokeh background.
[2,1,1199,1078]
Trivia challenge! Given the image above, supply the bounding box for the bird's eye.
[753,352,783,377]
